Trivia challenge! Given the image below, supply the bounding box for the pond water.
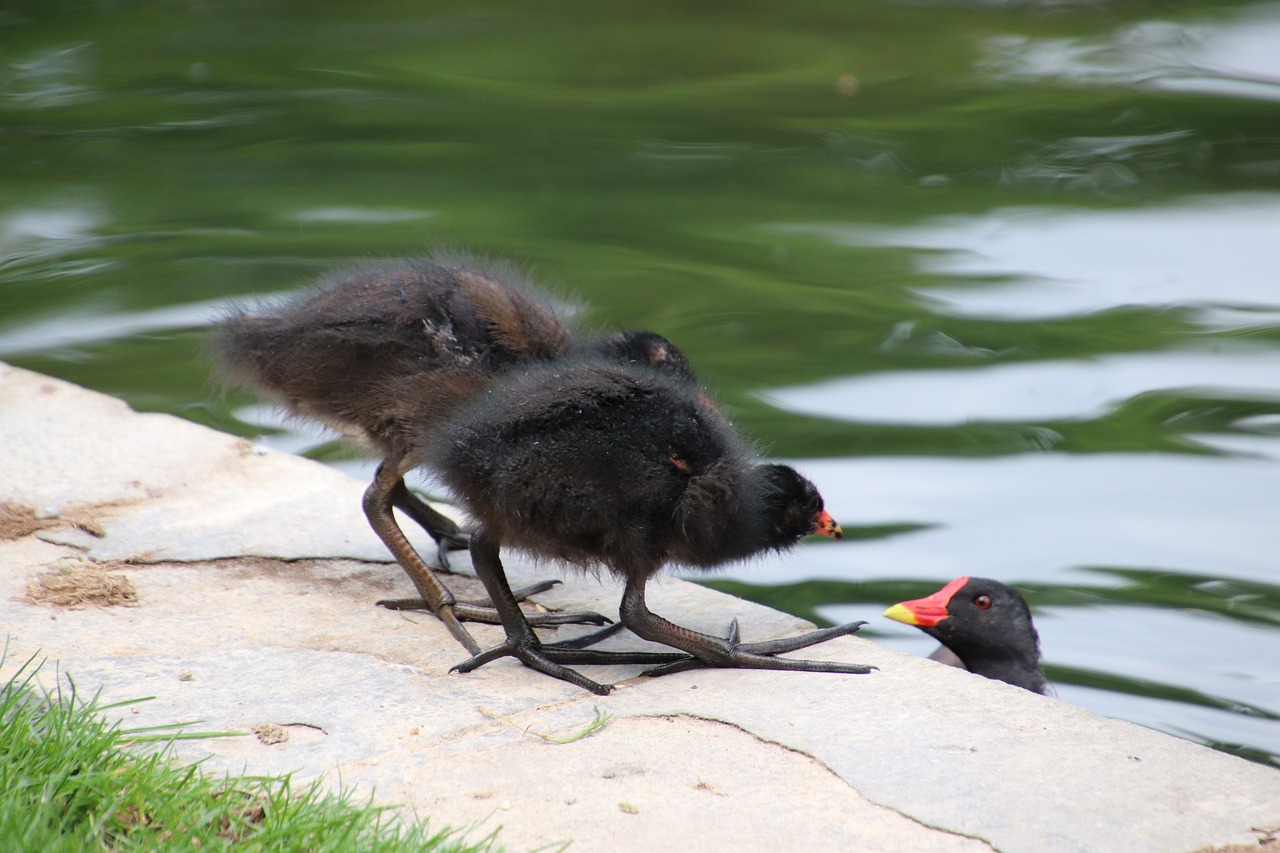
[2,1,1278,768]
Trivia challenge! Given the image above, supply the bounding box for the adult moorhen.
[884,576,1047,694]
[212,255,692,654]
[425,356,874,694]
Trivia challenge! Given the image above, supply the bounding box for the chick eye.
[974,594,992,610]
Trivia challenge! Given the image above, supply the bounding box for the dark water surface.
[3,2,1278,766]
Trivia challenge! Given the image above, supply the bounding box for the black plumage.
[428,357,871,694]
[211,255,690,654]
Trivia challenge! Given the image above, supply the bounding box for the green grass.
[477,704,613,744]
[0,649,502,853]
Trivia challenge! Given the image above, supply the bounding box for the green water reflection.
[3,1,1279,766]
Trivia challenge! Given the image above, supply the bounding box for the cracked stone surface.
[2,361,1278,852]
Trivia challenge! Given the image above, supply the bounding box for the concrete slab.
[2,361,1277,852]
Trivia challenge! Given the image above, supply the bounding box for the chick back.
[211,256,572,458]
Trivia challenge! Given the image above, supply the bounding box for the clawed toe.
[643,619,876,678]
[508,579,562,599]
[524,610,613,627]
[542,621,625,650]
[433,531,471,571]
[434,604,483,656]
[451,603,611,627]
[382,578,609,630]
[739,620,869,656]
[642,656,705,677]
[447,606,694,695]
[450,638,614,695]
[540,647,693,666]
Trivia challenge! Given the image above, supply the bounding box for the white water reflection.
[912,198,1280,323]
[233,404,440,495]
[1040,606,1280,702]
[231,403,336,457]
[1,43,97,107]
[762,347,1280,426]
[691,453,1280,587]
[290,206,434,224]
[779,194,1280,324]
[1191,433,1280,458]
[0,201,108,265]
[981,4,1280,103]
[0,297,234,357]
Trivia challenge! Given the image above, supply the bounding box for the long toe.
[541,647,693,665]
[376,597,432,611]
[725,653,877,674]
[449,638,614,695]
[526,609,613,626]
[453,579,609,624]
[643,657,707,678]
[508,579,562,601]
[449,602,613,627]
[435,604,483,656]
[738,620,867,656]
[641,621,875,677]
[433,531,472,571]
[372,597,563,627]
[541,622,626,650]
[376,598,483,654]
[649,650,875,676]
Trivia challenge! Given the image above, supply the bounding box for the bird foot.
[378,579,611,627]
[450,637,615,695]
[451,635,694,695]
[644,620,876,678]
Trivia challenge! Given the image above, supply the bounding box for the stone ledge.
[2,361,1277,852]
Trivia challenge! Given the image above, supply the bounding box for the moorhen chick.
[425,356,874,694]
[212,255,692,654]
[884,576,1047,694]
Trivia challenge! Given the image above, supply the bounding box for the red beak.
[812,509,843,540]
[883,576,970,627]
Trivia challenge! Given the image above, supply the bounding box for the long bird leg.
[384,477,567,607]
[613,577,876,678]
[363,464,613,657]
[363,461,479,653]
[451,526,691,695]
[388,478,469,570]
[378,466,581,606]
[450,525,613,695]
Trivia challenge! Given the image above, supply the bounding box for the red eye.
[974,594,992,610]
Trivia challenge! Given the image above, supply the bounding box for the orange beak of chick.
[812,509,843,540]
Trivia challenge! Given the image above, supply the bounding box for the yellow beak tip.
[883,603,920,626]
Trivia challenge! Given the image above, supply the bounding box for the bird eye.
[974,594,992,610]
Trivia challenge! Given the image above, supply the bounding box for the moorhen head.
[211,255,697,656]
[427,356,872,694]
[884,576,1047,694]
[579,329,695,381]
